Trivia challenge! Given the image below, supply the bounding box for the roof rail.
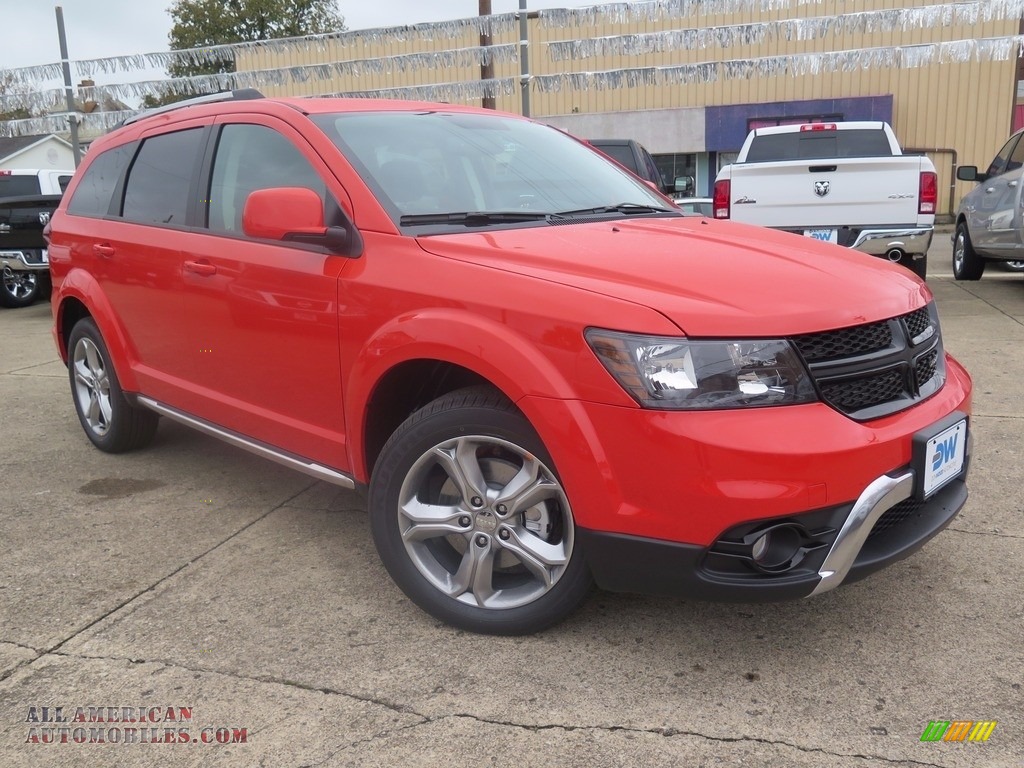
[121,89,265,127]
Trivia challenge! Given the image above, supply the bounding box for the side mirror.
[242,187,361,256]
[674,176,694,194]
[243,187,325,241]
[956,166,982,183]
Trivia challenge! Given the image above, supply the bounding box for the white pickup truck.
[712,122,936,279]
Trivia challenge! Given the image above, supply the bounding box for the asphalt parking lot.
[1,246,1022,767]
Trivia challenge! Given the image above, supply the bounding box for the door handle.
[93,243,115,258]
[984,187,995,193]
[184,260,217,277]
[1010,181,1019,188]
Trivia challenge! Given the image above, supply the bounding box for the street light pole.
[518,0,530,117]
[479,0,496,109]
[55,6,82,166]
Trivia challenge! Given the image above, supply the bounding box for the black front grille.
[868,498,926,540]
[792,304,943,420]
[914,349,938,386]
[792,321,892,362]
[820,369,905,412]
[903,307,932,341]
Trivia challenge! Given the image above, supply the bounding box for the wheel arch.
[55,270,139,391]
[348,308,582,483]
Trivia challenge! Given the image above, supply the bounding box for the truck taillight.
[713,179,731,219]
[919,171,937,214]
[800,123,837,131]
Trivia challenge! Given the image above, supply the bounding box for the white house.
[0,134,75,171]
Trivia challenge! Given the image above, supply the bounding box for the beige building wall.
[237,1,1021,216]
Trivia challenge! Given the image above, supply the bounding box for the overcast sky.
[3,1,598,71]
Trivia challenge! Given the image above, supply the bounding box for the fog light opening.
[748,525,804,573]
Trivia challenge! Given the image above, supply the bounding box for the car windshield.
[311,111,674,226]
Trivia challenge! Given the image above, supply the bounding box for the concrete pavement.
[1,271,1022,767]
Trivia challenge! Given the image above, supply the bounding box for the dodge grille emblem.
[814,181,830,197]
[38,211,51,226]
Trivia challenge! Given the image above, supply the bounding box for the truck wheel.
[952,224,985,280]
[369,386,592,635]
[68,318,159,453]
[0,268,40,308]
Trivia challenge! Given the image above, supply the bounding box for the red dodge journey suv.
[47,92,972,634]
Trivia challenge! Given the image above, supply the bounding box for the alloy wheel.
[397,435,574,610]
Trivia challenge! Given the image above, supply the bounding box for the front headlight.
[585,329,817,410]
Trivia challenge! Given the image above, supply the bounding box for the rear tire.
[952,224,985,281]
[369,386,592,635]
[0,268,40,308]
[67,318,159,453]
[899,253,927,280]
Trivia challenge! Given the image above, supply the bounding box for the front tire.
[68,318,159,453]
[952,224,985,280]
[369,386,592,635]
[0,267,40,308]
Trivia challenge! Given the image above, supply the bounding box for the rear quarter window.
[66,144,134,217]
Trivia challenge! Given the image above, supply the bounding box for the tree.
[0,74,34,122]
[143,0,346,106]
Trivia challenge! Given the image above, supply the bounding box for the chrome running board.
[137,396,355,489]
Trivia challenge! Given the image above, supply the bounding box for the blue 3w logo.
[932,434,959,472]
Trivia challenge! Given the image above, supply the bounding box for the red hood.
[415,217,931,337]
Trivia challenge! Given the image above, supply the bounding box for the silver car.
[953,128,1024,279]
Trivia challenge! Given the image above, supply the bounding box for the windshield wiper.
[399,211,557,226]
[557,203,676,217]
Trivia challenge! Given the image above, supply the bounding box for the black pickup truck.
[1,169,72,308]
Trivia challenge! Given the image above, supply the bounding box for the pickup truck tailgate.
[724,157,927,227]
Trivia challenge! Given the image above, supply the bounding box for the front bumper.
[578,466,968,601]
[1,249,49,272]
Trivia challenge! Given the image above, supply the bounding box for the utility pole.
[479,0,495,110]
[518,0,530,117]
[55,6,82,166]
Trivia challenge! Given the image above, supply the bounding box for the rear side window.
[66,144,133,217]
[597,144,637,173]
[0,174,41,197]
[744,129,895,163]
[123,129,205,225]
[207,123,326,233]
[58,175,73,193]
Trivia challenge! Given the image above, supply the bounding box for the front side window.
[122,128,204,225]
[66,144,134,217]
[207,124,327,233]
[985,135,1019,178]
[312,112,670,225]
[1004,133,1024,174]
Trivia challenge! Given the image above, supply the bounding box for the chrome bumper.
[850,227,933,257]
[1,250,49,272]
[809,471,914,595]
